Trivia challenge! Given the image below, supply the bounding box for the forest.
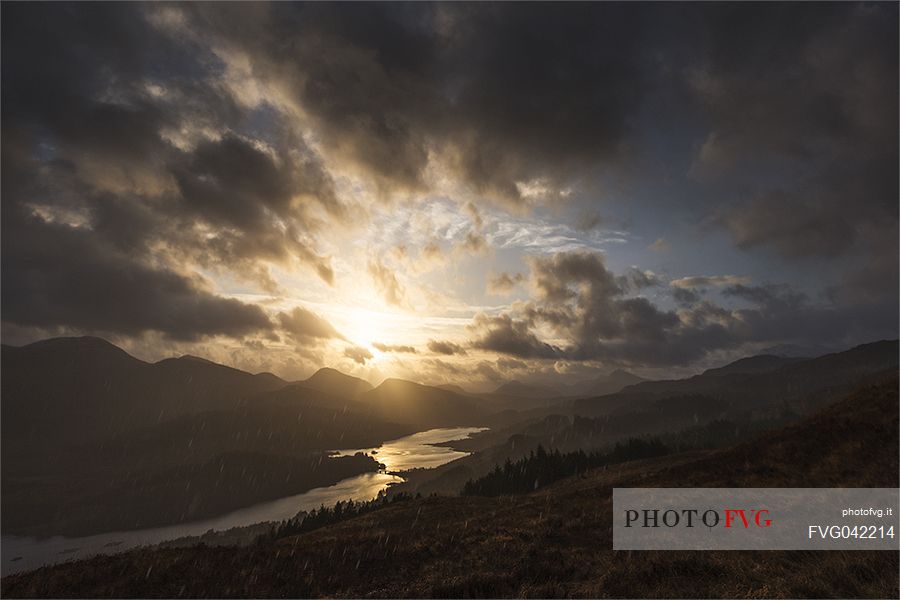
[461,439,670,497]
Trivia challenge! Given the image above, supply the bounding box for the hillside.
[482,370,645,411]
[567,369,646,397]
[0,338,412,537]
[572,339,899,417]
[418,341,900,494]
[4,377,896,598]
[361,378,485,428]
[1,337,288,445]
[300,367,373,398]
[492,380,558,398]
[701,354,806,377]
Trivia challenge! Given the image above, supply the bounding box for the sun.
[339,306,393,351]
[308,301,424,368]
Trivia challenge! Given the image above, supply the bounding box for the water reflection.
[335,426,488,471]
[1,426,487,576]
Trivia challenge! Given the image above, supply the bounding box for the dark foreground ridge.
[3,376,897,598]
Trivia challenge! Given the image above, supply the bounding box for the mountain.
[572,339,899,418]
[1,337,288,444]
[5,377,895,598]
[567,368,645,397]
[0,337,410,537]
[702,354,806,377]
[491,369,645,400]
[300,367,373,398]
[435,383,474,396]
[760,343,835,358]
[361,379,485,428]
[492,380,558,398]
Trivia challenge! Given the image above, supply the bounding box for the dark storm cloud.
[722,284,807,313]
[2,2,896,357]
[671,275,749,288]
[716,191,855,259]
[170,132,337,284]
[692,3,898,261]
[619,268,662,292]
[469,314,562,360]
[1,216,272,341]
[1,131,275,341]
[486,272,524,296]
[671,287,702,308]
[426,340,468,356]
[469,250,891,367]
[189,1,897,253]
[277,307,345,342]
[529,252,620,303]
[205,1,897,299]
[1,3,339,340]
[189,2,652,204]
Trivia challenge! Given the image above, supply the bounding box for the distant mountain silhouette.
[567,369,645,397]
[572,339,899,418]
[300,367,373,398]
[0,337,412,536]
[4,335,896,542]
[491,370,645,400]
[7,376,894,598]
[1,337,287,444]
[492,380,557,398]
[702,354,806,376]
[435,383,474,395]
[361,379,485,428]
[760,343,835,358]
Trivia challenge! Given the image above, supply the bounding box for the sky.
[2,2,897,389]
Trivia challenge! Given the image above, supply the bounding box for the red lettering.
[725,509,749,528]
[755,509,771,527]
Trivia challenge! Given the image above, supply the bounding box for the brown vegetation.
[3,377,897,598]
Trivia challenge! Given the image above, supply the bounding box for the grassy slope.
[3,377,897,598]
[1,339,414,537]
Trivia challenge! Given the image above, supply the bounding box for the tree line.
[461,438,670,497]
[262,491,418,542]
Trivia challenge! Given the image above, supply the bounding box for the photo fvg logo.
[614,488,900,550]
[624,508,772,529]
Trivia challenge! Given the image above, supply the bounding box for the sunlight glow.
[337,306,400,350]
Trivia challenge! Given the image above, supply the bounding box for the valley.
[1,336,898,596]
[3,375,897,598]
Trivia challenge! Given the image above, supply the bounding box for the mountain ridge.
[573,339,899,417]
[4,376,895,597]
[300,367,374,398]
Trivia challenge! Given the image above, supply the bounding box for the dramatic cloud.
[1,215,273,342]
[367,259,407,308]
[1,3,895,380]
[277,307,344,341]
[427,340,468,356]
[343,346,374,365]
[176,2,653,206]
[470,314,563,360]
[671,275,751,289]
[468,250,892,367]
[671,287,702,308]
[620,268,662,291]
[487,272,524,295]
[372,342,417,354]
[690,4,898,263]
[1,3,339,343]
